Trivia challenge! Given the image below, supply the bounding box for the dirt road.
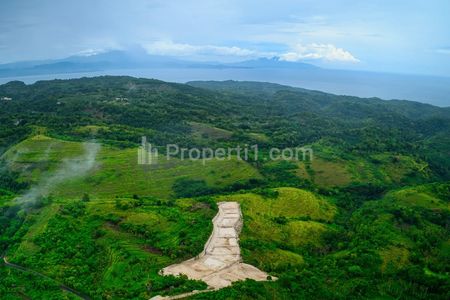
[160,202,273,290]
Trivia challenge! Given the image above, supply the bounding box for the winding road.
[2,253,91,300]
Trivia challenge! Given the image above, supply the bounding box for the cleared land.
[161,202,272,289]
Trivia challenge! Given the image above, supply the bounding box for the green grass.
[386,189,449,210]
[243,248,304,272]
[284,220,330,247]
[2,135,448,299]
[2,135,84,183]
[292,147,433,188]
[379,246,410,273]
[351,182,450,275]
[14,204,60,257]
[3,133,226,298]
[216,187,336,273]
[296,158,352,187]
[3,135,262,200]
[189,122,232,140]
[218,187,336,221]
[346,154,432,186]
[7,197,214,299]
[374,183,449,214]
[73,125,109,135]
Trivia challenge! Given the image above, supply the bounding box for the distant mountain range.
[0,50,319,77]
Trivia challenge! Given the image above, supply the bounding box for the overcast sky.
[1,0,449,76]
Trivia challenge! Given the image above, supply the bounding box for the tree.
[82,193,90,202]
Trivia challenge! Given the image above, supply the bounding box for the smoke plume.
[16,141,100,206]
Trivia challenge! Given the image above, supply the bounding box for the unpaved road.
[159,202,273,292]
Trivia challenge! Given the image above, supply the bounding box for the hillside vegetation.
[0,77,449,299]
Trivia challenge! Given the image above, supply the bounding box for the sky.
[0,0,450,76]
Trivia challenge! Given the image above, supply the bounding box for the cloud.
[280,43,359,63]
[75,48,109,57]
[142,40,359,64]
[143,40,261,58]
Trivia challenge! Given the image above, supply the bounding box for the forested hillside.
[0,76,449,299]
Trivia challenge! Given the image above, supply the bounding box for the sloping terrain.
[0,77,449,299]
[3,135,261,200]
[162,202,271,289]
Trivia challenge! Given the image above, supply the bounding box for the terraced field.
[1,76,449,299]
[294,154,432,188]
[216,187,337,273]
[3,135,262,200]
[2,149,340,299]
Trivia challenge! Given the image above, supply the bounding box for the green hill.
[217,187,336,273]
[1,77,449,299]
[3,135,261,200]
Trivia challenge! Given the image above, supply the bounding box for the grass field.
[0,135,264,298]
[352,182,450,276]
[189,122,232,141]
[7,196,215,299]
[215,187,336,273]
[295,158,352,187]
[3,135,262,200]
[3,135,85,183]
[42,185,335,288]
[385,187,449,210]
[293,152,432,188]
[2,135,448,299]
[13,204,59,258]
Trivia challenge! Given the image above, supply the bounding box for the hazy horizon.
[1,0,450,76]
[1,67,449,107]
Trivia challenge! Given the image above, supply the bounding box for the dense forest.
[0,76,449,299]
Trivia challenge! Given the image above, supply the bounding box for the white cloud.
[141,40,359,64]
[75,48,109,57]
[280,43,359,63]
[143,40,260,58]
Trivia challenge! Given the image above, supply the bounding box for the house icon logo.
[137,136,158,165]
